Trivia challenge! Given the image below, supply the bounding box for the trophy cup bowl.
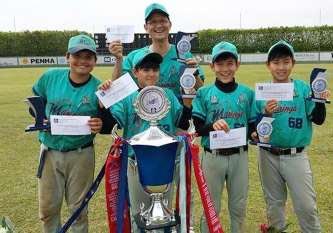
[129,86,180,230]
[131,141,179,230]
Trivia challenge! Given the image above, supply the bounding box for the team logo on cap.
[79,38,91,46]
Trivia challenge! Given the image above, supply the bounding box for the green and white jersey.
[123,45,205,99]
[32,68,101,151]
[192,83,256,149]
[255,79,315,148]
[110,88,183,156]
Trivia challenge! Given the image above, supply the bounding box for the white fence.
[1,52,332,67]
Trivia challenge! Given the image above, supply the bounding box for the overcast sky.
[1,0,333,33]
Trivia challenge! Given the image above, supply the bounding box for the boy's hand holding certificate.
[95,73,138,108]
[50,115,91,135]
[209,127,247,150]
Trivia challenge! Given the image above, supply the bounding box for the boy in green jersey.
[192,41,256,233]
[100,49,192,232]
[32,34,103,233]
[252,40,330,233]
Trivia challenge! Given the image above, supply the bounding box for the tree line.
[0,26,332,56]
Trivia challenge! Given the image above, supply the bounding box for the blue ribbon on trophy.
[308,68,330,104]
[25,96,50,132]
[129,86,180,231]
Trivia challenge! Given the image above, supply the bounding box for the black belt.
[204,145,248,156]
[48,141,94,152]
[262,146,304,156]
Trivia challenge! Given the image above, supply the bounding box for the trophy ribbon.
[178,138,189,233]
[189,137,224,233]
[56,130,131,233]
[175,136,193,233]
[105,138,131,233]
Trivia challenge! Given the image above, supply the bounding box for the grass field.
[0,64,332,232]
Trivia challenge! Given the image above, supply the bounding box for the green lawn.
[0,64,332,232]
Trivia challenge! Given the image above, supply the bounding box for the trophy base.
[249,140,272,148]
[25,124,50,132]
[307,97,330,104]
[181,94,196,99]
[134,212,180,230]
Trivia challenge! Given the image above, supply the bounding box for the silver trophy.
[175,32,199,99]
[309,68,330,103]
[177,36,192,61]
[256,117,274,147]
[129,86,179,230]
[25,96,50,132]
[180,68,197,98]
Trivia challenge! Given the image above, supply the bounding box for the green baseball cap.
[267,40,294,60]
[133,49,163,68]
[144,3,169,21]
[211,41,239,63]
[67,34,96,54]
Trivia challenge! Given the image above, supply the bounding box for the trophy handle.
[111,124,119,140]
[187,119,197,143]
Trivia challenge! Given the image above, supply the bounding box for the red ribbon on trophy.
[105,138,131,233]
[189,138,224,233]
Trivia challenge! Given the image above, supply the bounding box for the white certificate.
[50,115,91,135]
[255,83,294,101]
[106,25,135,43]
[95,72,138,108]
[209,127,247,150]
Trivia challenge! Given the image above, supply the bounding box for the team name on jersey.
[274,105,297,113]
[211,109,244,121]
[50,103,76,115]
[49,96,92,115]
